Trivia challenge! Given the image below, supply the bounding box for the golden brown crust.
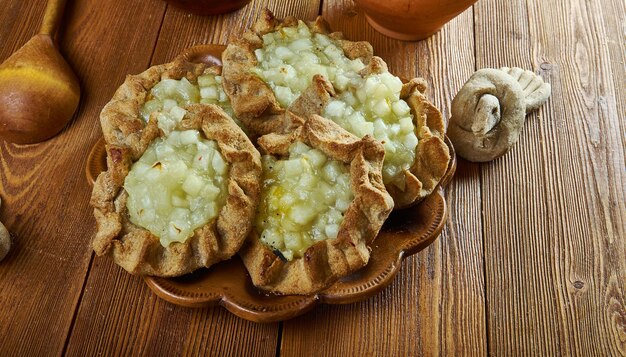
[390,78,450,208]
[240,115,394,295]
[99,59,212,157]
[356,60,450,208]
[222,10,450,209]
[288,75,336,119]
[92,61,261,277]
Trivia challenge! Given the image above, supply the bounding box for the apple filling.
[140,73,240,126]
[124,129,229,247]
[322,73,417,189]
[252,21,417,189]
[256,142,353,261]
[252,20,366,108]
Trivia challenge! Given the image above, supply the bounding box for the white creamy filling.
[253,21,417,188]
[256,142,353,261]
[140,74,242,128]
[322,73,417,188]
[124,129,229,247]
[252,21,366,108]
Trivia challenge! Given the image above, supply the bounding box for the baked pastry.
[91,59,261,276]
[222,9,450,208]
[240,115,394,295]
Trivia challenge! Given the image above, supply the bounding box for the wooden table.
[1,0,624,355]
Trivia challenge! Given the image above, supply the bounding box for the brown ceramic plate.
[86,44,457,323]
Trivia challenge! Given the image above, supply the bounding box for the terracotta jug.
[353,0,478,41]
[163,0,251,15]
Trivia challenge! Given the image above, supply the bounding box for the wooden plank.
[65,1,319,355]
[475,0,626,354]
[0,0,166,355]
[440,160,488,356]
[65,257,279,356]
[152,0,322,62]
[602,0,626,136]
[281,1,487,355]
[0,3,43,57]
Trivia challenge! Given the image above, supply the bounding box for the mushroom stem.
[471,94,500,135]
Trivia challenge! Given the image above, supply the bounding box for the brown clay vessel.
[0,0,80,144]
[353,0,478,41]
[163,0,251,16]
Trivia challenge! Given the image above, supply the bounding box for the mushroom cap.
[0,227,8,261]
[447,68,526,162]
[0,197,10,261]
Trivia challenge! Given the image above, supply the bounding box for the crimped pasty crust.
[91,60,261,276]
[240,115,394,295]
[222,10,450,208]
[221,9,373,137]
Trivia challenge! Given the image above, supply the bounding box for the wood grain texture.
[416,9,488,355]
[152,0,321,63]
[0,0,623,354]
[65,259,278,356]
[0,0,162,355]
[280,1,487,356]
[0,1,44,55]
[475,0,626,355]
[64,1,318,355]
[602,0,626,132]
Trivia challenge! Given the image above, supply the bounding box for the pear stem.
[39,0,68,37]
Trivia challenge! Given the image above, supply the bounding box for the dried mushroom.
[500,67,551,112]
[448,67,551,162]
[0,197,10,261]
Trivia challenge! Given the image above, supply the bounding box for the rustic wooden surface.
[0,0,623,355]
